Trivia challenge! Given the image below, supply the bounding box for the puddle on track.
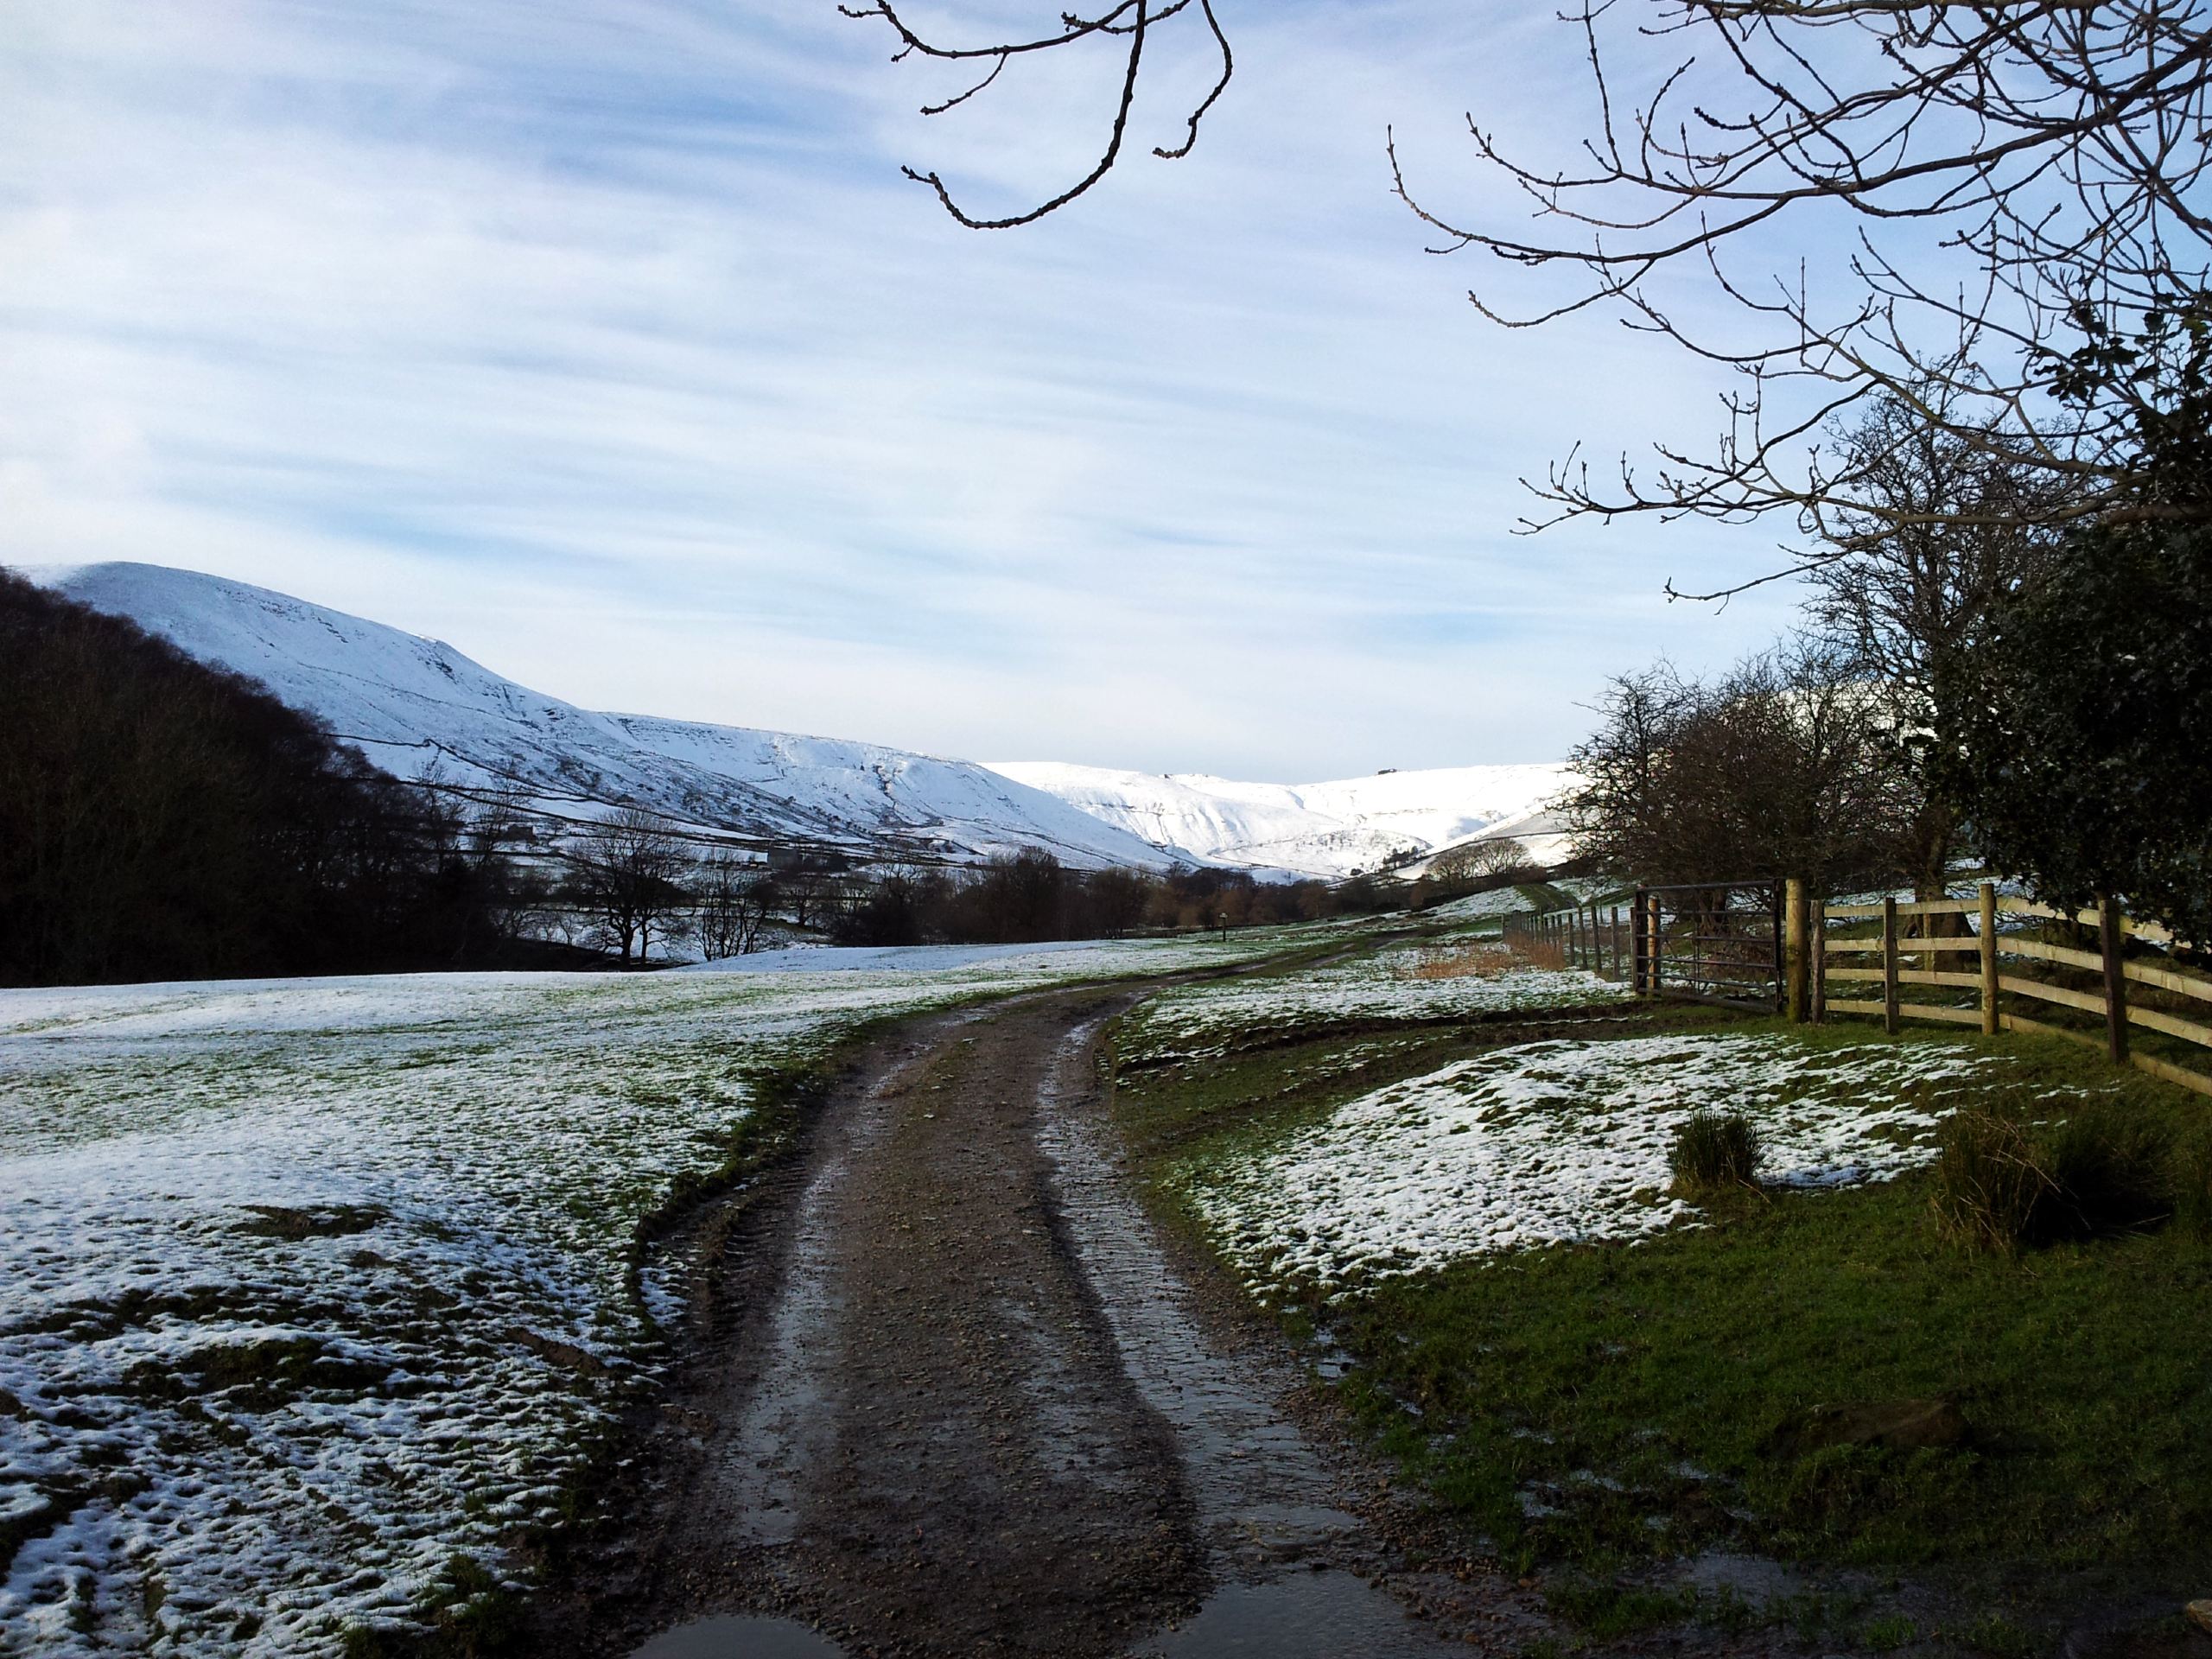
[632,1613,849,1658]
[1132,1570,1451,1656]
[1038,1017,1462,1657]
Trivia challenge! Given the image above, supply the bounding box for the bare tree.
[1805,390,2064,905]
[1564,639,1916,891]
[1087,864,1151,938]
[1466,836,1535,880]
[1426,834,1538,883]
[568,808,689,965]
[1558,662,1700,874]
[858,3,2212,578]
[695,851,779,959]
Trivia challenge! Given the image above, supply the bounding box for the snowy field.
[1182,1033,2035,1294]
[0,929,1326,1656]
[1118,938,1630,1068]
[1412,886,1543,927]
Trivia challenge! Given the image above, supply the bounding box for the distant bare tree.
[569,808,689,964]
[1465,836,1535,880]
[696,852,778,959]
[1087,865,1151,938]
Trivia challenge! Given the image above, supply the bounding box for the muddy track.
[545,986,1498,1659]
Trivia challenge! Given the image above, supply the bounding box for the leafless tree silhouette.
[569,808,690,964]
[842,0,1232,226]
[857,3,2212,588]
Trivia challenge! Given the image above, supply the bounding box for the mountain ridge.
[19,561,1573,879]
[20,562,1173,870]
[984,760,1572,880]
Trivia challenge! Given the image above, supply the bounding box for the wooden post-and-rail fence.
[1508,880,2212,1096]
[1813,881,2212,1097]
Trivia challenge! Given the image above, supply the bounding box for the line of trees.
[1560,390,2038,908]
[822,849,1375,949]
[535,835,1397,960]
[1562,379,2212,946]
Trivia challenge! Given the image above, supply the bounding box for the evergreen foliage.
[1943,523,2212,944]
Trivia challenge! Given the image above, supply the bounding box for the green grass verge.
[1109,1004,2212,1639]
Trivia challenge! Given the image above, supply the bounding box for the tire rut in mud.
[560,993,1207,1658]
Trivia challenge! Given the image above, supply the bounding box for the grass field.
[0,925,1355,1658]
[1108,946,2212,1654]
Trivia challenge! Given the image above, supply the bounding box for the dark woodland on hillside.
[0,571,561,988]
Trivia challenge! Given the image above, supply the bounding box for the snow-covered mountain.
[22,563,1173,870]
[984,761,1574,881]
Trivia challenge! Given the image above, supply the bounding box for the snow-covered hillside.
[22,563,1172,870]
[985,761,1574,880]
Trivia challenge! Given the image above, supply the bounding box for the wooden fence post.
[1784,878,1809,1023]
[1649,893,1665,997]
[2100,894,2130,1064]
[1610,904,1623,982]
[1631,890,1648,995]
[1811,897,1826,1024]
[1882,895,1901,1035]
[1979,880,1999,1037]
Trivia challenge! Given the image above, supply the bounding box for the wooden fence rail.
[1811,881,2212,1098]
[1503,878,2212,1096]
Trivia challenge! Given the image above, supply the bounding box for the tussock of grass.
[1668,1109,1762,1194]
[1933,1093,2174,1250]
[2177,1129,2212,1240]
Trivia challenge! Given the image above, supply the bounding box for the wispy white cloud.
[0,0,1806,779]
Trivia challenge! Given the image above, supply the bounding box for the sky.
[0,1,1814,780]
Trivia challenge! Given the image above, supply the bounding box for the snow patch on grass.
[1121,940,1629,1069]
[0,927,1326,1656]
[1415,887,1540,925]
[1185,1032,2012,1292]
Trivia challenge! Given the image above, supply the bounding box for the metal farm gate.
[1511,881,1785,1013]
[1637,881,1784,1010]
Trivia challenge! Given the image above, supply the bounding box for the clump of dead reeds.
[1400,943,1518,981]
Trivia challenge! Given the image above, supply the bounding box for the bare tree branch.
[844,0,1228,226]
[855,3,2212,597]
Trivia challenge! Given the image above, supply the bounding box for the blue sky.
[0,1,1808,779]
